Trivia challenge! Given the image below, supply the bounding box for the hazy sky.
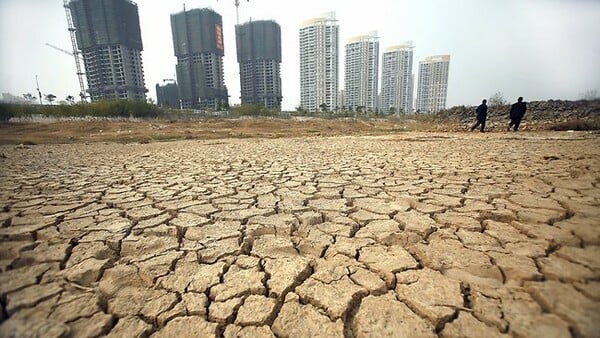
[1,0,599,109]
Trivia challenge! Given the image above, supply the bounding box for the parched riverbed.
[0,132,599,337]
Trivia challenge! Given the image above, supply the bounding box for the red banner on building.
[215,24,224,51]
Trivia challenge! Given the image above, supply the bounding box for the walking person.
[470,99,488,132]
[508,97,527,131]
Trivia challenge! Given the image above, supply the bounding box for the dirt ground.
[0,118,448,144]
[0,132,598,337]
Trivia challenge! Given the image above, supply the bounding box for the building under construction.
[236,20,282,109]
[69,0,147,101]
[171,8,228,110]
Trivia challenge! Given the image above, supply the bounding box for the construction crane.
[62,0,87,102]
[217,0,250,25]
[46,43,73,57]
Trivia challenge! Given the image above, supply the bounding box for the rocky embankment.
[435,99,600,131]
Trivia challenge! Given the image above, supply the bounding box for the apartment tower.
[380,43,414,114]
[155,80,179,109]
[171,8,228,109]
[69,0,146,101]
[236,20,282,109]
[299,12,339,112]
[344,32,379,112]
[415,55,450,113]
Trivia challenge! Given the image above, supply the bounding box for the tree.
[44,94,57,104]
[23,93,35,104]
[319,102,328,113]
[580,89,598,100]
[489,91,507,106]
[66,95,75,104]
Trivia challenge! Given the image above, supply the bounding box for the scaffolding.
[63,0,87,102]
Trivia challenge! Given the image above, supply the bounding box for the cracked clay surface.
[0,132,599,337]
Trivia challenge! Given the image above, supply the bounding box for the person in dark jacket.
[470,99,488,132]
[508,97,527,131]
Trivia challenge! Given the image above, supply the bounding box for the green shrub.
[0,100,161,119]
[0,104,13,121]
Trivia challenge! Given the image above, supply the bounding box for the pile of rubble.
[435,99,600,131]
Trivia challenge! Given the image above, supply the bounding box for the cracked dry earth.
[0,132,599,338]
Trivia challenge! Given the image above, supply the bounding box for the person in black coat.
[470,99,488,132]
[508,97,527,131]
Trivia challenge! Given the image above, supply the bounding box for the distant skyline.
[1,0,599,110]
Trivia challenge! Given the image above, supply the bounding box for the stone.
[0,318,71,338]
[247,213,299,236]
[182,292,209,316]
[554,245,600,271]
[151,316,218,338]
[263,256,312,298]
[48,292,101,323]
[393,210,438,237]
[487,252,542,283]
[235,295,278,325]
[99,263,149,296]
[107,288,178,320]
[352,292,436,338]
[134,251,183,285]
[0,263,57,297]
[538,255,596,282]
[251,235,298,259]
[296,211,323,226]
[63,257,110,286]
[224,325,276,338]
[510,221,580,246]
[106,316,152,338]
[296,275,367,320]
[411,238,503,286]
[349,209,389,226]
[272,299,344,337]
[169,212,210,228]
[197,237,242,263]
[353,197,410,215]
[358,245,418,287]
[395,268,463,326]
[434,212,482,231]
[316,221,358,237]
[525,280,600,338]
[66,241,114,267]
[6,282,63,315]
[508,194,563,211]
[69,312,114,338]
[210,266,266,301]
[209,297,244,323]
[455,229,503,252]
[348,266,387,295]
[440,312,508,338]
[354,219,403,244]
[120,234,178,257]
[185,220,241,243]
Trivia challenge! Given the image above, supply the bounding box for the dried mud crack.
[0,131,599,337]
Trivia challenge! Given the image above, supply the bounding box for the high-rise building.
[344,32,379,112]
[156,80,179,109]
[380,43,414,114]
[171,8,228,110]
[416,55,450,113]
[69,0,146,101]
[236,20,282,109]
[299,12,339,112]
